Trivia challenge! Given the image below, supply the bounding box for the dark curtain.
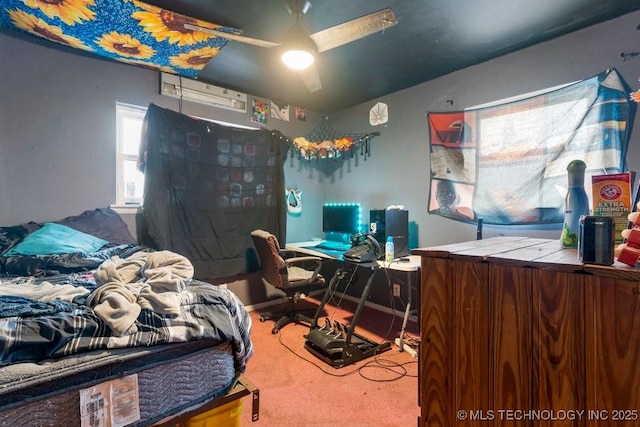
[138,104,286,279]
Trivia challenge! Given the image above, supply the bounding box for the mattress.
[0,208,254,426]
[0,340,237,427]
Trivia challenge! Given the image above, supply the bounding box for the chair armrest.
[283,256,324,283]
[284,256,324,271]
[279,249,299,258]
[284,256,323,265]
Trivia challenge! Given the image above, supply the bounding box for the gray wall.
[0,31,330,306]
[325,10,640,247]
[0,32,325,243]
[2,11,640,289]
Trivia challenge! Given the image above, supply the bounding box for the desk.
[286,242,420,356]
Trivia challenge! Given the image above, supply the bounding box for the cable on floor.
[276,316,418,382]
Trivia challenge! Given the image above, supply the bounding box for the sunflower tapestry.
[428,69,633,225]
[0,0,239,78]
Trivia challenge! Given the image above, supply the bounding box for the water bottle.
[560,160,590,248]
[385,236,395,262]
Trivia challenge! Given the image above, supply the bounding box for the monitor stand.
[304,262,391,368]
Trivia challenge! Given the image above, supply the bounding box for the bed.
[0,208,254,426]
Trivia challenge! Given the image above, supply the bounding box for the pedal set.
[304,264,391,368]
[318,317,348,339]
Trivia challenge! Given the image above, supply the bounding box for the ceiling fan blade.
[299,64,322,92]
[184,23,279,49]
[310,8,398,53]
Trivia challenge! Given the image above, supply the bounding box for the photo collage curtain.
[427,69,632,225]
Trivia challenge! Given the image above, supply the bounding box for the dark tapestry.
[427,69,632,225]
[138,104,286,279]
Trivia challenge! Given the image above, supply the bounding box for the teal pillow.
[4,222,109,256]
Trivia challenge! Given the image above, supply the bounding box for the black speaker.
[369,209,409,257]
[579,215,615,265]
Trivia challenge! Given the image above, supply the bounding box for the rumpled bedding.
[87,250,195,335]
[1,244,140,277]
[0,250,253,372]
[0,207,140,276]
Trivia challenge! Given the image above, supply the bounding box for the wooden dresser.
[413,237,640,427]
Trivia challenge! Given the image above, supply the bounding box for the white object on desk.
[286,242,334,259]
[385,237,395,263]
[380,256,421,271]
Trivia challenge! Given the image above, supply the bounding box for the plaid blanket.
[0,272,253,372]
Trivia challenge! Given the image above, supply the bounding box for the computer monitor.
[322,203,361,236]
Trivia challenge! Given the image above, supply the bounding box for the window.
[114,103,259,208]
[427,69,631,225]
[115,103,146,206]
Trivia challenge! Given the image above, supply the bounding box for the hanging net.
[287,117,380,161]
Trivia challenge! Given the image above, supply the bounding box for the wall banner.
[427,69,632,225]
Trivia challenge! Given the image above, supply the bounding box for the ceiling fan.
[184,1,398,93]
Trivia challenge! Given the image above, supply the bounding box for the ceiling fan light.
[282,49,315,70]
[280,22,317,70]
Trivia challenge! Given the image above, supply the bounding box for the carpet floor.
[239,295,420,427]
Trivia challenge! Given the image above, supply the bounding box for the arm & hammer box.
[591,171,635,244]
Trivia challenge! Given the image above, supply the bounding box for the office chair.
[250,229,326,334]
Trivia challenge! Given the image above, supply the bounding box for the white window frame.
[115,103,146,208]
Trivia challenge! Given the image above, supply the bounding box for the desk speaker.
[370,209,409,257]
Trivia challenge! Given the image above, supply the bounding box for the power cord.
[358,354,418,382]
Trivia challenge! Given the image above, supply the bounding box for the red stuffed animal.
[615,200,640,266]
